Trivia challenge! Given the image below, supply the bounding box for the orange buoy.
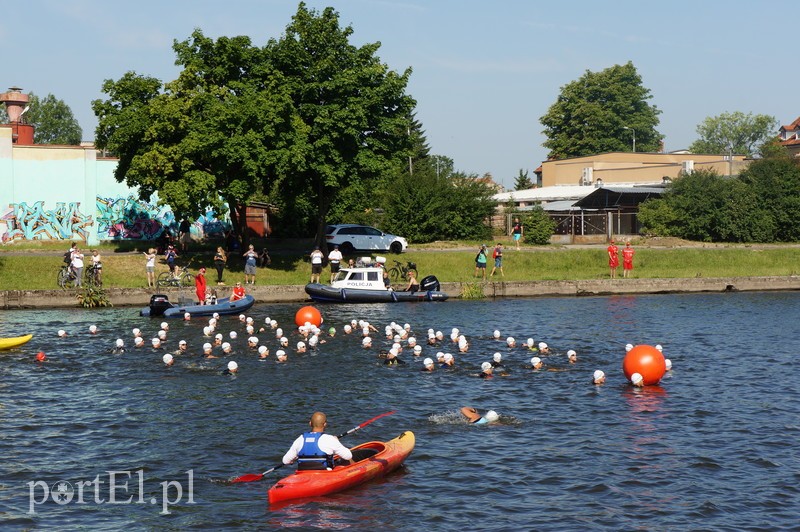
[35,351,47,362]
[295,306,323,327]
[622,344,666,385]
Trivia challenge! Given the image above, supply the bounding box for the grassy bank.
[2,244,799,291]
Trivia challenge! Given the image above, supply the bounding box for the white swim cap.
[392,342,401,351]
[493,352,502,362]
[246,317,254,324]
[413,345,422,353]
[209,318,217,326]
[228,361,238,371]
[309,336,318,346]
[134,337,144,345]
[593,369,605,381]
[484,410,499,422]
[203,343,212,350]
[160,322,168,330]
[184,312,191,320]
[178,340,187,346]
[665,359,672,370]
[115,339,124,347]
[531,356,541,366]
[276,349,286,358]
[408,337,416,345]
[481,361,492,371]
[203,327,212,336]
[631,373,644,385]
[222,342,231,350]
[132,328,140,336]
[527,338,534,347]
[58,329,67,337]
[538,342,548,350]
[452,327,459,335]
[567,349,576,358]
[506,337,515,345]
[443,353,453,362]
[276,328,283,337]
[404,323,411,330]
[239,314,245,320]
[258,346,268,355]
[493,330,500,338]
[248,336,258,344]
[212,312,220,319]
[362,337,371,345]
[423,358,434,366]
[655,344,663,352]
[151,338,160,345]
[344,324,352,333]
[625,343,634,352]
[157,330,166,339]
[297,341,305,349]
[270,320,277,328]
[229,331,238,339]
[215,333,223,340]
[162,354,173,364]
[89,325,97,333]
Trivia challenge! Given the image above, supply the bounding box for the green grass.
[2,245,799,291]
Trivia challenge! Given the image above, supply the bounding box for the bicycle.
[388,260,417,281]
[57,264,77,289]
[85,264,102,287]
[156,266,195,288]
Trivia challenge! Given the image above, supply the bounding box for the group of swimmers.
[51,310,672,389]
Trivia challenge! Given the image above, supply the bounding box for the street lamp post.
[623,126,636,153]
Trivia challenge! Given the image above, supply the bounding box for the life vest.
[297,432,334,470]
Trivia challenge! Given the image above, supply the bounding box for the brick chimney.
[0,86,35,144]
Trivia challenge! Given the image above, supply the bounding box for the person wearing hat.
[607,238,619,279]
[203,343,216,358]
[592,370,606,384]
[112,339,125,354]
[474,244,488,280]
[309,246,324,283]
[479,361,493,379]
[630,372,644,387]
[530,356,543,370]
[162,353,174,367]
[282,412,353,470]
[460,407,500,425]
[165,245,178,279]
[327,245,343,283]
[134,337,144,348]
[258,345,269,359]
[243,244,258,285]
[421,358,435,372]
[173,340,188,355]
[195,267,207,304]
[567,350,577,364]
[442,353,455,368]
[223,360,238,375]
[491,352,504,369]
[276,350,288,362]
[538,342,550,355]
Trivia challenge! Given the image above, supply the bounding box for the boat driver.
[282,412,353,470]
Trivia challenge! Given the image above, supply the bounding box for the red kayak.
[268,431,415,505]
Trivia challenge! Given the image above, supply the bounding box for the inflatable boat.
[139,294,255,318]
[305,263,447,303]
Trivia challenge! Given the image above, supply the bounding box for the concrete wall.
[0,126,228,245]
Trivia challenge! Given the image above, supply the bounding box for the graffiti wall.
[95,195,229,241]
[0,201,94,242]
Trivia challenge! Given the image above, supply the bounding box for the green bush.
[522,207,556,245]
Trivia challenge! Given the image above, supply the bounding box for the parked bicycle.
[85,264,102,287]
[156,266,195,288]
[387,260,417,281]
[57,264,76,289]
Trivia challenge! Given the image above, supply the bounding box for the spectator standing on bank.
[512,218,523,250]
[474,244,488,280]
[328,245,343,282]
[165,245,178,278]
[607,239,619,279]
[243,244,258,285]
[178,219,192,252]
[71,247,85,287]
[622,241,635,278]
[91,249,103,285]
[310,246,324,283]
[144,248,156,287]
[490,243,504,277]
[213,247,227,285]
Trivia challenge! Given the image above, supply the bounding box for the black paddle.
[230,410,396,484]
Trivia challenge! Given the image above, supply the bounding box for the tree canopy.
[93,3,414,245]
[688,111,778,158]
[540,62,662,159]
[514,169,533,190]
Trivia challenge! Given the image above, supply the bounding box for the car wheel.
[339,242,355,255]
[390,241,403,254]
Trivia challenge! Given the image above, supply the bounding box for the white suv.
[325,224,408,254]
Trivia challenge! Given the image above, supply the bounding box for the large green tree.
[689,111,777,158]
[93,32,295,244]
[266,3,415,246]
[540,62,662,159]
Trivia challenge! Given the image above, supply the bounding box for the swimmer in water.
[631,372,644,388]
[530,356,543,370]
[592,369,605,384]
[421,358,435,372]
[223,360,238,375]
[258,345,269,359]
[203,342,216,358]
[276,350,288,363]
[567,350,577,364]
[460,407,500,425]
[479,361,493,378]
[538,342,550,355]
[162,353,174,367]
[112,339,125,354]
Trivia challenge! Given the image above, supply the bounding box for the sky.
[2,0,799,189]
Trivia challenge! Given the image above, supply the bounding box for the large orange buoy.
[623,344,666,385]
[295,306,323,327]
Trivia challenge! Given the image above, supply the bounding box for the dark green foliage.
[26,92,83,145]
[522,206,556,245]
[688,111,777,158]
[540,62,662,159]
[514,169,533,190]
[381,163,497,243]
[738,157,800,241]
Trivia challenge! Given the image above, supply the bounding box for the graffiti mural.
[0,201,94,242]
[95,195,229,241]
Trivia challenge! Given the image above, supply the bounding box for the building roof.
[494,185,595,203]
[780,117,800,131]
[573,186,664,210]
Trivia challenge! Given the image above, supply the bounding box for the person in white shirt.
[327,245,343,282]
[71,247,85,287]
[310,247,324,283]
[282,412,353,470]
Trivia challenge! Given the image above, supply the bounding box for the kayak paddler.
[282,412,353,470]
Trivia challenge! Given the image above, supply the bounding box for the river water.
[0,292,798,530]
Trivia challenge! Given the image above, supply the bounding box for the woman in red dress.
[195,267,207,304]
[622,241,635,278]
[607,239,619,278]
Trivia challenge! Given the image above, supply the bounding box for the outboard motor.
[148,294,173,317]
[420,275,440,292]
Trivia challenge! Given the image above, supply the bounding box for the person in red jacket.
[195,267,207,304]
[607,239,619,278]
[230,282,246,302]
[622,241,635,278]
